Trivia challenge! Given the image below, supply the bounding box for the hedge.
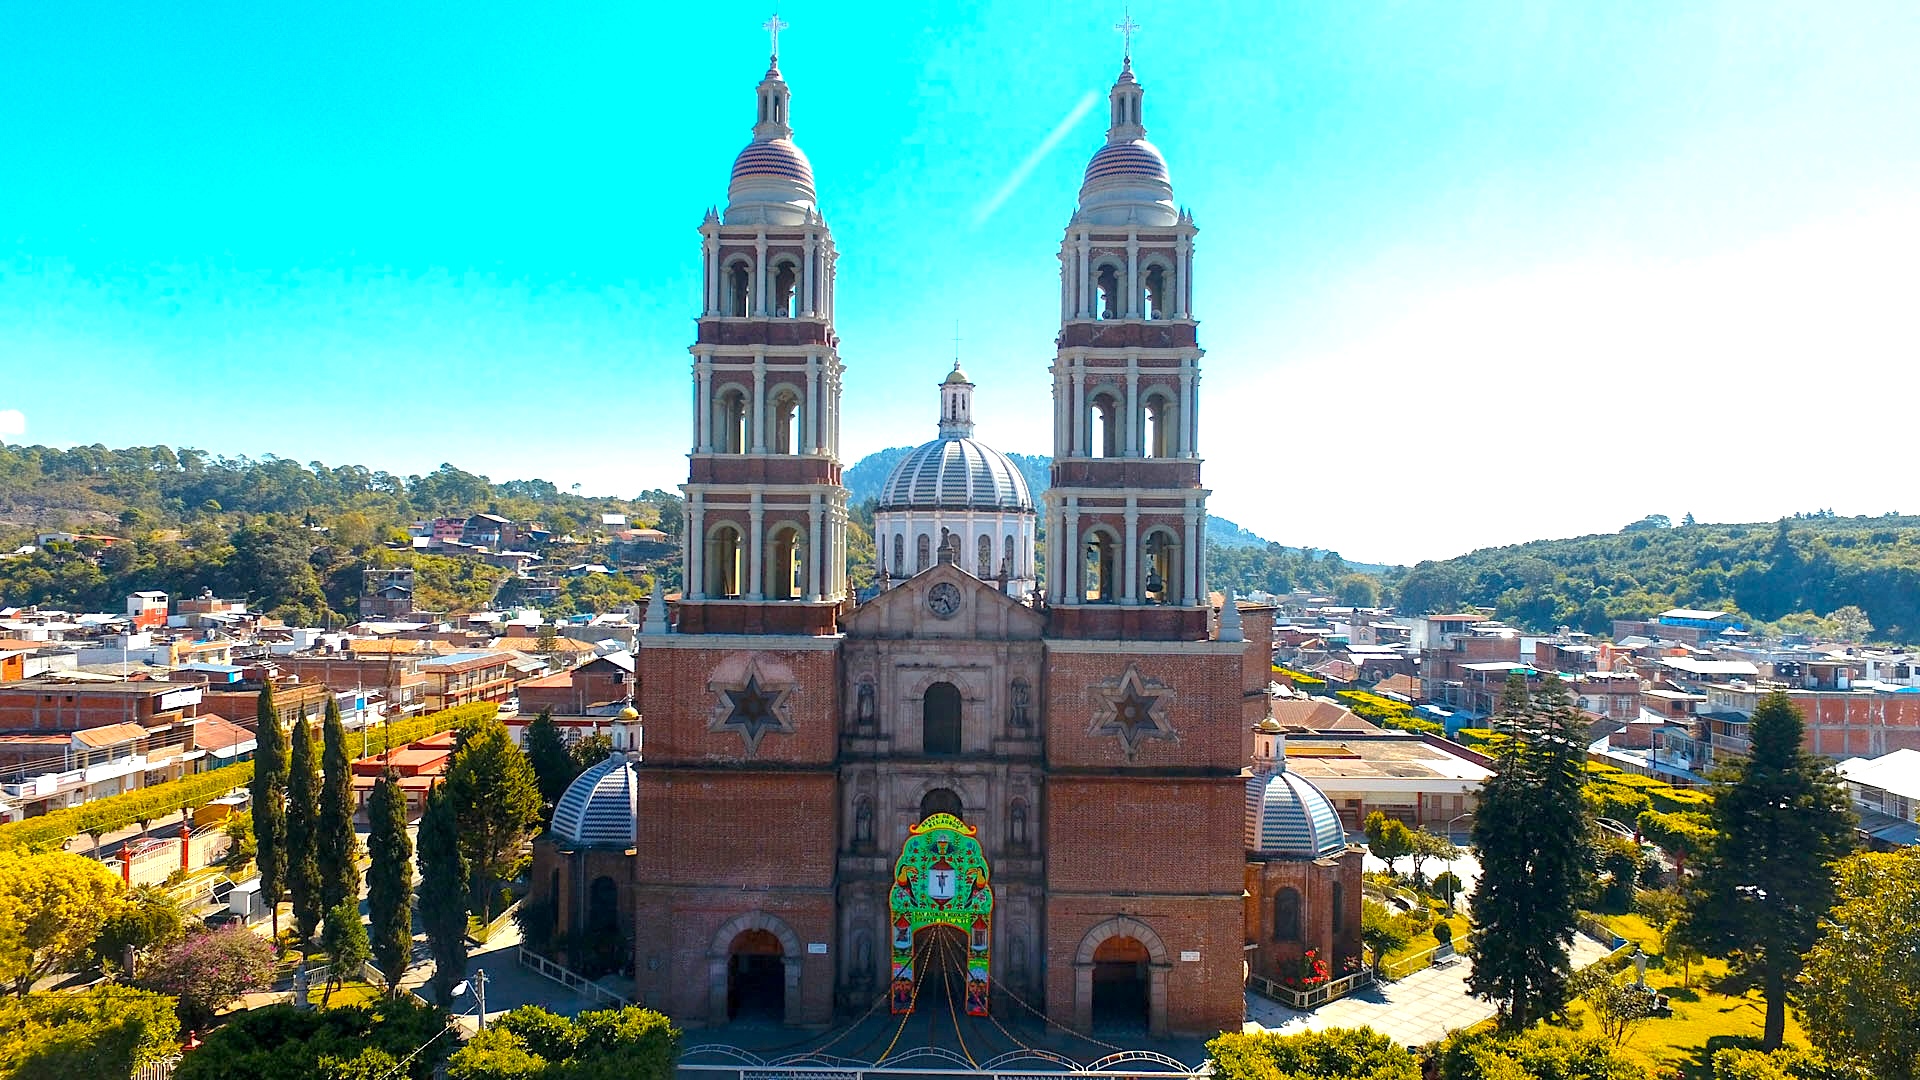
[1271,666,1325,689]
[0,762,255,852]
[363,702,499,756]
[0,701,499,853]
[1336,690,1444,736]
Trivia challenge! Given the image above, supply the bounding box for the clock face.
[928,582,962,618]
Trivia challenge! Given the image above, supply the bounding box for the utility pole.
[473,968,488,1030]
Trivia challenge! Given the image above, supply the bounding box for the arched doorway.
[912,923,971,1016]
[919,788,963,822]
[1090,937,1151,1033]
[923,682,961,755]
[727,929,786,1021]
[889,814,992,1017]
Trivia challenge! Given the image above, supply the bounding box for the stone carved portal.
[888,813,992,1016]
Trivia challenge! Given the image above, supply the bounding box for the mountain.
[1389,513,1920,641]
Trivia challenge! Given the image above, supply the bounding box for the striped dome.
[1246,769,1347,859]
[878,438,1034,512]
[1081,139,1170,190]
[729,139,815,198]
[551,753,637,850]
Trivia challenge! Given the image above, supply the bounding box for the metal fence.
[516,946,633,1009]
[1245,968,1374,1009]
[678,1044,1212,1080]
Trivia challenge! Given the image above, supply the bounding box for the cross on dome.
[763,11,788,61]
[1114,8,1139,67]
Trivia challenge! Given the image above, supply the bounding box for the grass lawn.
[1563,913,1807,1079]
[317,978,383,1009]
[1379,912,1472,966]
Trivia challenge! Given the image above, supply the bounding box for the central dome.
[878,438,1032,512]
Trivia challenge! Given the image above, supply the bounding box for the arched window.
[767,525,805,600]
[1273,888,1302,942]
[1143,264,1169,319]
[1009,799,1029,850]
[923,682,961,756]
[715,388,748,454]
[768,387,801,455]
[977,534,993,579]
[707,525,743,598]
[1095,265,1121,319]
[1004,534,1017,578]
[1143,393,1175,458]
[916,534,932,574]
[1084,529,1118,603]
[589,875,620,934]
[892,534,905,577]
[1143,529,1179,605]
[1090,392,1121,458]
[727,263,751,317]
[772,261,798,318]
[920,787,963,821]
[1331,883,1346,935]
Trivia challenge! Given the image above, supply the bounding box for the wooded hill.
[1389,513,1920,641]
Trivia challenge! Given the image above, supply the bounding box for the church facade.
[532,43,1361,1041]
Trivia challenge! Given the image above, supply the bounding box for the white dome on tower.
[724,60,819,226]
[1074,61,1177,227]
[879,440,1033,513]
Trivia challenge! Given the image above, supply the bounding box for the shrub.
[174,998,451,1080]
[0,985,179,1080]
[138,926,276,1029]
[1208,1028,1419,1080]
[1434,1027,1647,1080]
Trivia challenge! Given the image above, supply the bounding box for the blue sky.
[4,2,1917,563]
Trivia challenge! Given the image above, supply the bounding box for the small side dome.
[551,754,638,849]
[1246,770,1347,859]
[616,705,640,722]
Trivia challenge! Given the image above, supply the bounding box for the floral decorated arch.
[888,812,992,1015]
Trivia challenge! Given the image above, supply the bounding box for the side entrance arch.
[707,912,804,1026]
[1073,917,1170,1037]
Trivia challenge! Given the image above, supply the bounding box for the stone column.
[748,498,765,600]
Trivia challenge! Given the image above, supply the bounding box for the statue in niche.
[852,931,873,987]
[1010,802,1028,849]
[1009,677,1031,731]
[855,679,876,731]
[853,798,873,847]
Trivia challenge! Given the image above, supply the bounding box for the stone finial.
[1219,593,1244,642]
[642,588,670,635]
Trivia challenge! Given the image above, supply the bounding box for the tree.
[1574,970,1661,1047]
[1826,605,1873,644]
[1411,829,1462,891]
[1796,848,1920,1080]
[445,716,542,925]
[418,782,470,1008]
[174,998,451,1080]
[1360,901,1413,978]
[1205,1028,1419,1080]
[221,810,256,873]
[0,985,179,1080]
[90,884,185,977]
[365,770,414,996]
[0,848,126,994]
[523,708,575,821]
[445,1005,682,1080]
[138,926,276,1030]
[1364,811,1417,877]
[251,685,289,940]
[569,732,614,774]
[1467,673,1589,1030]
[316,698,359,917]
[284,713,322,948]
[320,901,371,1007]
[1337,574,1379,609]
[1685,691,1854,1048]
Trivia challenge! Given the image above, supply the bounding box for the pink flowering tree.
[138,926,276,1029]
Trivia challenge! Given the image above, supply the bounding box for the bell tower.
[1044,56,1207,640]
[678,48,849,635]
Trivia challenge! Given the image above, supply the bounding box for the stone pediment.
[844,563,1044,641]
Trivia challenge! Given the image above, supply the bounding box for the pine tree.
[445,715,543,925]
[523,708,574,824]
[365,768,413,996]
[1467,673,1588,1030]
[1687,691,1854,1048]
[418,781,470,1008]
[248,684,288,940]
[316,697,359,916]
[284,714,322,948]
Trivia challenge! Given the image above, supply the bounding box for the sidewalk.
[1245,934,1614,1046]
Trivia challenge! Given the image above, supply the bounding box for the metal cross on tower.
[764,11,789,60]
[1114,8,1139,63]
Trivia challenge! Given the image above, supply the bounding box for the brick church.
[530,41,1361,1040]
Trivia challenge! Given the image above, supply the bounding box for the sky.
[3,1,1917,565]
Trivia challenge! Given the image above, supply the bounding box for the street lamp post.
[1443,811,1474,911]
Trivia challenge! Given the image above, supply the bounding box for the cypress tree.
[1467,673,1588,1030]
[1687,691,1855,1047]
[445,715,543,925]
[284,713,322,948]
[316,697,359,915]
[523,708,574,823]
[365,768,413,996]
[248,684,288,940]
[418,781,470,1008]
